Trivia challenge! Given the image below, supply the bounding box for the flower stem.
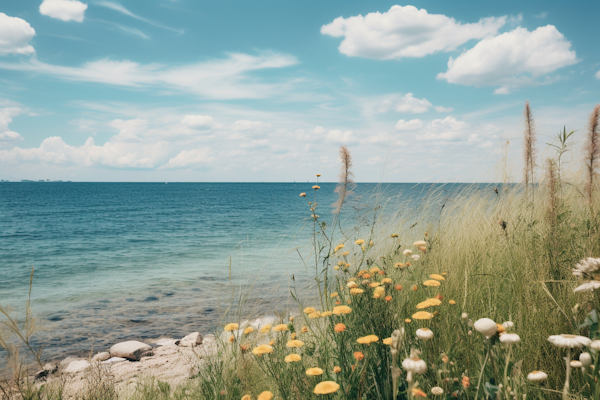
[475,340,491,400]
[503,344,512,400]
[563,347,571,400]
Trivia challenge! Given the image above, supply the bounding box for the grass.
[1,103,600,399]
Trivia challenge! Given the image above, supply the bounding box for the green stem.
[563,347,571,400]
[475,340,491,400]
[503,344,512,400]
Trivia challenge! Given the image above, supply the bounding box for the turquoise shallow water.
[0,182,479,361]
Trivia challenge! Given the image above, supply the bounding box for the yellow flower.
[268,340,275,345]
[416,298,442,309]
[333,366,341,373]
[299,193,306,197]
[370,267,380,273]
[383,337,393,345]
[334,323,346,332]
[353,351,365,361]
[291,332,296,339]
[259,324,272,333]
[405,318,411,323]
[306,367,324,376]
[314,381,340,395]
[320,311,333,317]
[330,292,339,298]
[412,311,433,320]
[356,335,379,344]
[355,239,365,245]
[342,251,349,256]
[224,323,239,331]
[252,344,273,355]
[285,354,301,362]
[308,311,321,319]
[430,274,445,281]
[391,234,399,238]
[373,287,385,298]
[350,288,364,295]
[301,326,308,333]
[394,262,406,269]
[313,185,320,190]
[304,307,316,314]
[334,244,345,252]
[241,395,251,400]
[449,300,456,305]
[382,278,392,284]
[423,280,441,287]
[316,174,321,177]
[272,324,289,332]
[369,282,381,287]
[286,340,305,348]
[332,305,352,315]
[243,327,254,335]
[257,391,273,400]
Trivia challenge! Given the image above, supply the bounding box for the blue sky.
[0,0,598,182]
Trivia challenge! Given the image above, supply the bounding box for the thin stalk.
[563,347,571,400]
[475,340,491,400]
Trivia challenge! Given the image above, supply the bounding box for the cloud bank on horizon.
[0,1,597,182]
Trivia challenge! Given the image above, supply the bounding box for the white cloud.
[233,120,271,131]
[39,0,87,22]
[434,106,454,113]
[416,117,469,141]
[0,53,298,99]
[321,5,505,60]
[95,1,183,34]
[395,119,423,131]
[0,108,24,146]
[534,11,548,19]
[159,148,213,170]
[437,25,578,93]
[109,118,148,142]
[181,115,215,129]
[0,13,36,56]
[395,93,432,113]
[326,129,357,144]
[595,70,600,80]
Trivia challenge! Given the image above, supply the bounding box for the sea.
[0,182,479,363]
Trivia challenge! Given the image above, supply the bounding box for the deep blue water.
[0,182,478,361]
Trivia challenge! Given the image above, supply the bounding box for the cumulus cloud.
[0,13,36,56]
[437,25,578,94]
[0,53,298,99]
[374,93,451,115]
[39,0,87,22]
[395,119,423,131]
[181,115,215,129]
[326,129,357,144]
[0,108,24,146]
[416,117,468,141]
[159,148,213,170]
[233,120,271,131]
[434,106,454,113]
[321,5,506,60]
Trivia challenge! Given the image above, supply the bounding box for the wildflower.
[321,311,332,317]
[474,318,497,338]
[313,381,340,395]
[430,274,445,281]
[333,305,352,315]
[496,323,506,334]
[385,295,392,301]
[351,365,356,371]
[224,323,239,331]
[416,298,442,309]
[370,267,380,273]
[369,240,374,246]
[373,287,385,298]
[547,334,591,348]
[301,326,308,333]
[413,240,427,247]
[355,239,365,245]
[347,281,357,288]
[334,244,345,252]
[462,376,470,388]
[333,366,341,373]
[449,300,456,305]
[402,357,427,374]
[289,316,294,322]
[335,301,340,305]
[330,292,339,298]
[423,280,441,287]
[334,323,346,332]
[357,335,379,344]
[300,193,306,197]
[499,333,521,344]
[441,355,449,364]
[334,266,339,270]
[272,324,289,332]
[313,185,320,190]
[257,391,273,400]
[391,234,399,238]
[394,262,405,269]
[418,246,427,252]
[303,306,316,314]
[461,313,468,320]
[259,324,272,333]
[405,319,411,323]
[502,321,514,329]
[412,285,418,291]
[243,327,254,335]
[308,311,321,319]
[242,395,251,400]
[412,388,427,397]
[411,255,420,261]
[383,337,393,345]
[527,371,548,381]
[412,311,433,320]
[369,282,381,287]
[570,360,583,368]
[306,367,324,376]
[286,340,304,348]
[363,273,371,279]
[395,284,402,290]
[240,344,250,352]
[354,351,365,361]
[378,270,386,275]
[416,328,434,341]
[581,352,592,366]
[229,335,235,343]
[285,354,301,362]
[291,332,296,339]
[382,278,392,284]
[342,251,349,256]
[403,249,412,256]
[350,288,364,295]
[431,387,444,395]
[252,344,273,356]
[316,174,321,177]
[434,294,443,300]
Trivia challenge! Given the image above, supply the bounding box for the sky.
[0,0,598,182]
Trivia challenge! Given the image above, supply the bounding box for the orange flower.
[229,335,235,343]
[378,270,386,275]
[301,326,308,333]
[462,376,470,388]
[354,351,364,361]
[442,355,449,363]
[405,318,411,323]
[423,280,441,287]
[412,388,427,397]
[385,295,392,301]
[335,301,340,305]
[333,366,341,373]
[268,340,275,346]
[363,273,371,279]
[434,294,443,300]
[240,344,250,352]
[449,300,456,305]
[351,364,356,371]
[412,285,418,291]
[395,284,402,291]
[334,323,346,332]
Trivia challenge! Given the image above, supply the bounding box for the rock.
[110,341,152,361]
[92,352,110,362]
[64,360,90,374]
[34,370,49,380]
[156,338,179,347]
[139,349,154,359]
[179,332,203,347]
[44,363,58,373]
[101,357,127,364]
[59,356,80,367]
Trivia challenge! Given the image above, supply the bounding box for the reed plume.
[584,104,600,203]
[332,145,355,214]
[523,101,537,189]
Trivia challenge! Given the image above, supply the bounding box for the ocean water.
[0,182,478,362]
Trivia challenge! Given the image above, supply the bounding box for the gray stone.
[179,332,203,347]
[64,360,90,374]
[59,356,79,366]
[156,338,179,346]
[109,341,152,361]
[43,363,58,373]
[91,352,110,362]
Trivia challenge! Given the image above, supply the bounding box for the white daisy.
[547,334,591,348]
[402,357,427,374]
[474,318,497,338]
[416,328,434,341]
[590,340,600,351]
[580,352,592,367]
[502,321,514,329]
[499,333,521,344]
[527,371,548,381]
[431,387,444,395]
[411,255,420,261]
[570,360,583,368]
[403,249,412,256]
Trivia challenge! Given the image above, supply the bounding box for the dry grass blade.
[523,100,537,189]
[585,104,600,203]
[332,145,355,214]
